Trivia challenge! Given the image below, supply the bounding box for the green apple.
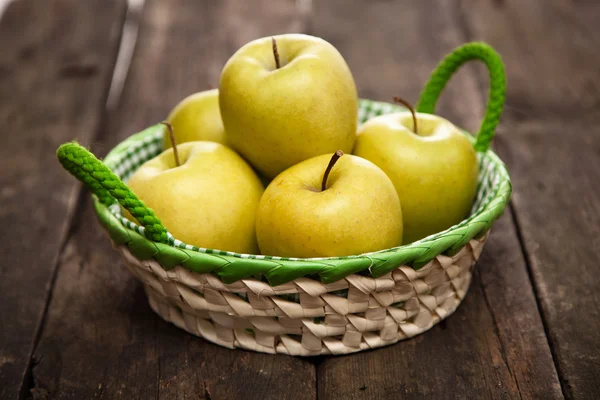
[125,141,263,253]
[164,89,226,149]
[354,111,478,244]
[256,151,403,258]
[219,34,358,179]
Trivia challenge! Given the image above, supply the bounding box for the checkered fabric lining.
[102,99,501,262]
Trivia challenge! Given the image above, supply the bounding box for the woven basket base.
[145,278,472,355]
[113,233,487,356]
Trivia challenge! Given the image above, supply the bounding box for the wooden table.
[1,0,599,399]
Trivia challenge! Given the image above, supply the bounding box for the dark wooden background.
[1,0,599,399]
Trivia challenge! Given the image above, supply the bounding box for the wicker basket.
[57,43,511,356]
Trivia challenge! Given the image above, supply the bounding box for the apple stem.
[394,96,418,135]
[322,150,344,191]
[161,121,180,167]
[271,37,281,69]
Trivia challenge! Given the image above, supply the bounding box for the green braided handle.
[56,140,170,243]
[60,157,114,206]
[417,42,506,152]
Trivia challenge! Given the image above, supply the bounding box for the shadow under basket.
[58,42,511,356]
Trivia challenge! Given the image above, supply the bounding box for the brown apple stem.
[161,121,180,167]
[322,150,344,191]
[393,96,418,135]
[271,37,281,69]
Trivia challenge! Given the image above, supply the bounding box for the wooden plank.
[30,0,316,398]
[458,1,600,397]
[0,1,126,398]
[313,0,562,398]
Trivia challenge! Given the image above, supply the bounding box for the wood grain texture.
[0,1,126,398]
[458,1,600,397]
[313,0,562,398]
[31,0,315,399]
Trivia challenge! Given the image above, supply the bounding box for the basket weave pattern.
[58,43,509,356]
[113,233,487,355]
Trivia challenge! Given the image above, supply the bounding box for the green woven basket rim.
[94,99,512,286]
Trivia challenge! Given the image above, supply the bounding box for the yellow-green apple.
[164,89,226,149]
[125,140,263,253]
[256,151,403,258]
[219,34,358,179]
[354,109,478,244]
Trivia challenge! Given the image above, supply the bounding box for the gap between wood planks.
[19,189,89,400]
[19,1,141,398]
[505,199,569,398]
